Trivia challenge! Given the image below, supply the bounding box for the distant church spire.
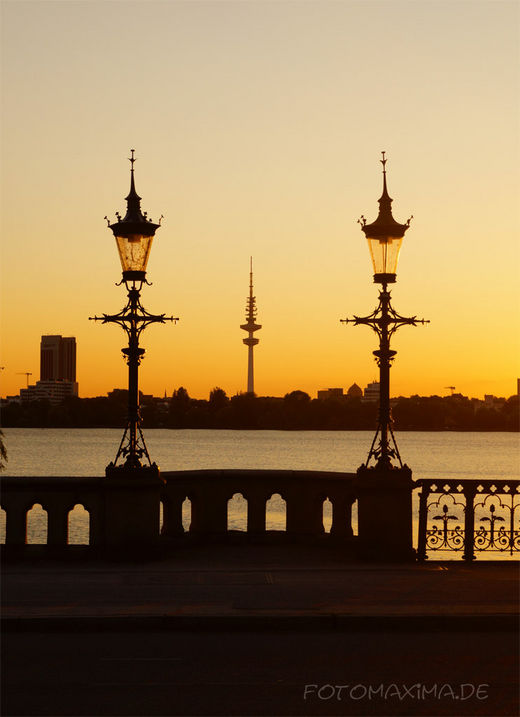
[240,257,261,393]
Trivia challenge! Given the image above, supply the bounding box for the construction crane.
[17,372,33,388]
[445,386,456,396]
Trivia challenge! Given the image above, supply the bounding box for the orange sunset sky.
[1,0,519,401]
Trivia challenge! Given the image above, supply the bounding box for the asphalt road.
[2,627,518,716]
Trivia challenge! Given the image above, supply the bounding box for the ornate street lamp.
[90,150,178,474]
[342,152,428,470]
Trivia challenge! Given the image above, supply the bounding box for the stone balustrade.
[9,469,516,561]
[0,469,357,552]
[0,476,103,548]
[160,469,357,538]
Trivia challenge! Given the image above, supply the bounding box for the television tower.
[240,258,261,394]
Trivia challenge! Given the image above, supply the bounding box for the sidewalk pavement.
[2,543,519,629]
[3,546,519,716]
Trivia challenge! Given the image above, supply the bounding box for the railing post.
[354,465,415,561]
[508,494,516,556]
[103,466,164,552]
[463,484,477,562]
[416,482,429,562]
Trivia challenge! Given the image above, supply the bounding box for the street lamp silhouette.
[90,150,177,473]
[342,153,428,470]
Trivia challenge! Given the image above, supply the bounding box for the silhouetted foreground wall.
[1,471,518,561]
[0,470,357,553]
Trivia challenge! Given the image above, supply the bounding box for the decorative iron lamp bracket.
[341,284,429,469]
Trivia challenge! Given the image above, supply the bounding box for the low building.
[484,394,506,408]
[317,388,344,400]
[363,381,380,402]
[20,380,78,405]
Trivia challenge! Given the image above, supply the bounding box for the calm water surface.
[2,428,519,479]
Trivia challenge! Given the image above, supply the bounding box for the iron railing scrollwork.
[416,479,519,561]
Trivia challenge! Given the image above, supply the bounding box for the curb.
[2,613,518,633]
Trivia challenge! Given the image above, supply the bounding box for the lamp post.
[342,152,428,471]
[342,153,429,560]
[90,150,178,475]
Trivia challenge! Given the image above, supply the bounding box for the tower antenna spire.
[240,258,261,393]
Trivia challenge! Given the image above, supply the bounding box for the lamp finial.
[379,151,391,202]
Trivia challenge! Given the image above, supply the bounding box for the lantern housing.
[108,150,160,282]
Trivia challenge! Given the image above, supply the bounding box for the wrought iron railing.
[416,479,520,561]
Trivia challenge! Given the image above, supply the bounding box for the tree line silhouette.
[1,388,518,431]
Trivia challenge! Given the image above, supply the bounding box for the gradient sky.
[1,0,519,400]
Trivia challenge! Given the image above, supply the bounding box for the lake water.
[2,429,519,554]
[2,428,519,479]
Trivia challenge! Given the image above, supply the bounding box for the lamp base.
[122,270,147,283]
[373,272,396,284]
[354,464,415,562]
[105,461,161,480]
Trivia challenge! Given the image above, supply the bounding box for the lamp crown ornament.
[109,149,159,232]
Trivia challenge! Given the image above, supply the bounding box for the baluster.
[286,492,319,535]
[47,505,68,546]
[192,494,227,534]
[5,504,27,546]
[330,498,353,537]
[463,484,477,562]
[88,501,102,546]
[161,496,184,536]
[247,495,266,534]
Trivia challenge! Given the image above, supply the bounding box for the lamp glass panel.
[115,234,154,273]
[366,236,403,276]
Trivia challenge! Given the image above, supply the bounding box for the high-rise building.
[40,335,76,381]
[240,258,261,394]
